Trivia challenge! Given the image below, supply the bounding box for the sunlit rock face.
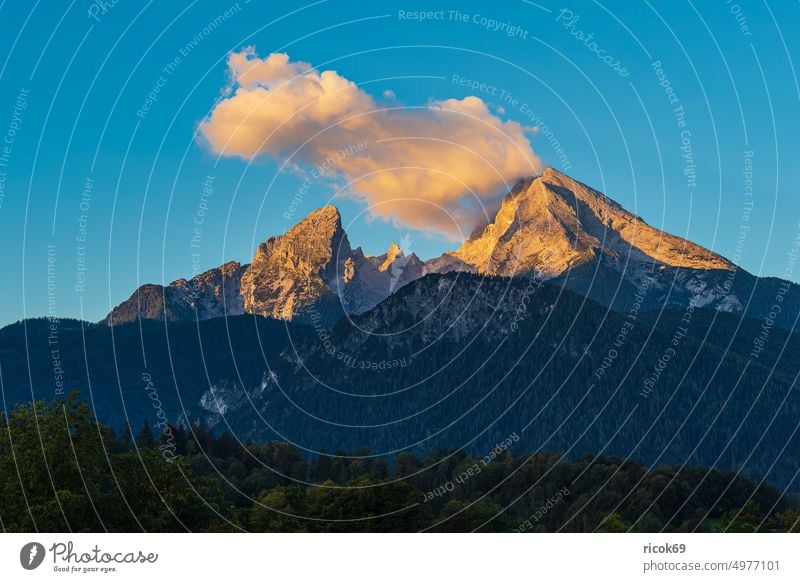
[104,262,246,325]
[106,206,425,324]
[438,167,733,278]
[422,167,748,316]
[108,167,789,328]
[240,205,351,320]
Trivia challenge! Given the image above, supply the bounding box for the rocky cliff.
[106,167,799,329]
[106,206,423,324]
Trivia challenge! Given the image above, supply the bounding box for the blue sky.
[0,0,798,325]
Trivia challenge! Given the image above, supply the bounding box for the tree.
[776,509,800,533]
[432,499,516,532]
[395,452,423,477]
[720,501,765,533]
[249,486,308,532]
[305,477,431,532]
[597,512,631,533]
[0,394,110,531]
[136,421,155,449]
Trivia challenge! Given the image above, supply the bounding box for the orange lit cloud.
[200,49,541,238]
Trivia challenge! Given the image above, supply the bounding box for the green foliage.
[0,394,221,532]
[777,509,800,533]
[0,396,797,532]
[597,513,630,533]
[719,501,766,533]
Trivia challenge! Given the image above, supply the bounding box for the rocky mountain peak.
[240,205,351,320]
[300,204,342,231]
[380,242,404,271]
[105,168,745,327]
[444,167,734,277]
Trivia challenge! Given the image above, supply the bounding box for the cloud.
[200,49,541,238]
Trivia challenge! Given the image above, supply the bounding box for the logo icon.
[20,542,46,570]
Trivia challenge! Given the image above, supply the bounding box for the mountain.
[106,206,423,325]
[430,168,800,328]
[106,167,800,330]
[105,261,247,324]
[443,167,734,276]
[227,273,800,491]
[239,205,350,323]
[7,274,800,491]
[341,242,426,314]
[0,316,307,434]
[11,165,800,495]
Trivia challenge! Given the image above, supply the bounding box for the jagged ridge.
[106,206,424,325]
[106,167,799,329]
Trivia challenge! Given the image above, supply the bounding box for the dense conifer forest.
[2,396,797,533]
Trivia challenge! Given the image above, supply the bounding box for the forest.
[1,395,797,533]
